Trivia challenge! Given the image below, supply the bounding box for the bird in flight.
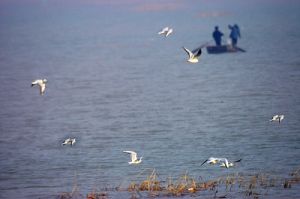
[182,46,202,63]
[270,114,284,123]
[158,26,173,37]
[62,138,76,146]
[201,157,225,166]
[201,157,242,169]
[219,158,242,168]
[31,79,47,95]
[123,150,143,165]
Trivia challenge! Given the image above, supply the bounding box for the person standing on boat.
[228,24,241,47]
[212,26,224,46]
[234,24,241,38]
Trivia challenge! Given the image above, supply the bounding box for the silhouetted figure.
[234,24,241,38]
[212,26,224,46]
[228,24,241,47]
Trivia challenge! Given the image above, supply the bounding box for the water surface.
[0,0,300,198]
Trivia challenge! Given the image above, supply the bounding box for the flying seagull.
[201,157,225,166]
[62,138,76,146]
[270,114,284,123]
[31,79,47,95]
[158,26,173,37]
[182,46,202,63]
[201,157,242,169]
[182,42,210,63]
[123,150,143,165]
[219,159,242,168]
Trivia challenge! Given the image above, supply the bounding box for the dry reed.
[56,166,300,198]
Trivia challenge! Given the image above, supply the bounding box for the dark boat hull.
[206,45,246,54]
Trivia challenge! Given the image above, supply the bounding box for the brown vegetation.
[56,167,300,199]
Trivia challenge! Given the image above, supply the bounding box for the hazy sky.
[1,0,299,20]
[0,0,298,9]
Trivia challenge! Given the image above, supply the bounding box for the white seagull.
[158,26,173,37]
[62,138,76,146]
[123,150,143,165]
[201,157,225,166]
[182,46,202,63]
[270,114,284,123]
[219,159,242,168]
[31,79,47,95]
[201,157,242,169]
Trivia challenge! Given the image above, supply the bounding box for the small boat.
[206,45,246,54]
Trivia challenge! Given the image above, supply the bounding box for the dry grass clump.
[283,167,300,189]
[57,192,73,199]
[125,168,300,198]
[139,169,163,192]
[198,179,218,191]
[57,175,83,199]
[240,173,275,197]
[126,169,163,198]
[59,166,300,198]
[57,191,84,199]
[86,192,108,199]
[166,173,196,196]
[126,170,202,197]
[127,171,222,197]
[128,182,138,192]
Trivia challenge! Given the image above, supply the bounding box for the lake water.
[0,0,300,198]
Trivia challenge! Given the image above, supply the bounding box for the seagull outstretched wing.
[166,28,173,37]
[192,41,211,57]
[158,27,169,35]
[123,151,138,162]
[31,79,47,95]
[234,159,242,163]
[270,115,278,121]
[192,48,202,57]
[31,80,39,86]
[201,159,208,166]
[40,83,46,95]
[182,47,193,58]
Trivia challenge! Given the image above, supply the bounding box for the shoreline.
[56,167,300,199]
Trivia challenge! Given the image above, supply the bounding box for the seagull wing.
[166,29,173,37]
[234,158,242,163]
[158,27,169,35]
[182,47,193,58]
[270,115,277,121]
[204,157,219,164]
[193,48,202,57]
[200,159,208,166]
[62,138,70,145]
[123,151,138,162]
[31,80,39,87]
[39,83,46,95]
[31,83,37,87]
[221,158,229,168]
[131,153,138,161]
[192,41,210,57]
